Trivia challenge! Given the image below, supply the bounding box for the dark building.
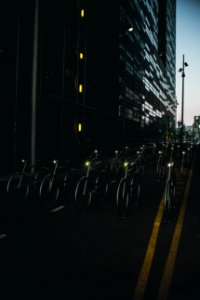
[0,0,176,175]
[83,0,177,145]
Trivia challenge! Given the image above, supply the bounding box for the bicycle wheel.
[6,172,29,203]
[39,174,60,208]
[116,178,129,218]
[74,177,92,211]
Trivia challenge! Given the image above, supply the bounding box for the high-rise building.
[82,0,177,146]
[0,0,177,174]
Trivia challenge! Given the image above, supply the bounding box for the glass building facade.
[83,0,177,146]
[0,0,177,174]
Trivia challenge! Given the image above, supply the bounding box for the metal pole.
[60,22,66,161]
[122,33,127,147]
[30,0,39,167]
[14,7,20,170]
[181,54,185,143]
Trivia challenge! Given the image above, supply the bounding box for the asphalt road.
[0,148,200,300]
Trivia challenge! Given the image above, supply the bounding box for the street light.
[178,54,188,143]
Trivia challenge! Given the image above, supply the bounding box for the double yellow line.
[133,167,193,300]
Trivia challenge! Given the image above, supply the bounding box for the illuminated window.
[78,123,82,132]
[79,84,83,93]
[80,9,85,17]
[80,52,84,60]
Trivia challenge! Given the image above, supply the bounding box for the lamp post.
[178,54,188,143]
[121,26,133,146]
[174,100,179,142]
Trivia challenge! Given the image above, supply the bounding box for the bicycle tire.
[74,177,92,210]
[39,174,60,208]
[6,172,29,203]
[116,178,129,218]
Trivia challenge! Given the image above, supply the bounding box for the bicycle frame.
[6,159,29,202]
[116,161,130,218]
[181,151,186,176]
[83,160,92,195]
[74,153,99,210]
[49,160,59,190]
[17,159,27,188]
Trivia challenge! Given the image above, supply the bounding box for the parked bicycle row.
[2,141,196,221]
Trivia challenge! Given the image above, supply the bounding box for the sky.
[176,0,200,126]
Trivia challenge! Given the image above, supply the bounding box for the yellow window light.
[80,52,84,59]
[79,84,83,93]
[78,123,82,132]
[80,9,85,17]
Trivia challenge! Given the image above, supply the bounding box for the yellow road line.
[157,167,193,300]
[133,197,165,300]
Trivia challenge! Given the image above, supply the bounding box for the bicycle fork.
[163,162,174,222]
[17,159,27,188]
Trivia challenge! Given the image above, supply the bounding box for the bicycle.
[116,157,141,219]
[156,151,166,181]
[6,159,30,203]
[163,160,176,222]
[116,161,131,219]
[54,161,81,209]
[129,152,143,207]
[39,159,60,209]
[180,150,186,177]
[104,150,123,198]
[74,149,104,211]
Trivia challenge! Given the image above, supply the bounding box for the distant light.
[80,9,85,17]
[79,84,83,93]
[124,161,129,167]
[80,52,84,59]
[127,27,134,32]
[167,162,174,168]
[85,161,90,167]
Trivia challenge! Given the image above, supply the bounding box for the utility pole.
[178,54,188,143]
